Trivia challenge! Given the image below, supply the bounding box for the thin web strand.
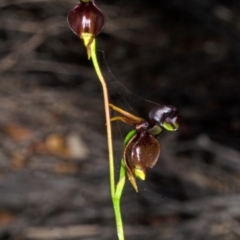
[97,49,160,114]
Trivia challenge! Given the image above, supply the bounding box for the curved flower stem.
[114,160,126,240]
[90,39,115,199]
[89,39,125,240]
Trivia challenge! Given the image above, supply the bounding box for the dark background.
[0,0,240,239]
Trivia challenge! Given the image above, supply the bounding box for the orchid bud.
[67,0,105,57]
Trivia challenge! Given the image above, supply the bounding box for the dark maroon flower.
[67,0,105,38]
[124,129,160,179]
[109,103,180,192]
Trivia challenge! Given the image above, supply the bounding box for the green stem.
[114,160,126,240]
[89,39,125,240]
[90,39,115,200]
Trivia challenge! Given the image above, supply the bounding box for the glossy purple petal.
[67,1,105,37]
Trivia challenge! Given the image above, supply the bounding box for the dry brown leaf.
[0,210,15,225]
[45,133,70,158]
[4,124,32,142]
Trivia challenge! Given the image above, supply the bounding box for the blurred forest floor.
[0,0,240,239]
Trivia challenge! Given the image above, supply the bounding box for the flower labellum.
[124,130,161,192]
[67,0,105,58]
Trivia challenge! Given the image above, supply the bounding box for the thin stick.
[89,39,125,240]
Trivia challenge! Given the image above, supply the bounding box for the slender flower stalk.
[67,1,125,239]
[89,39,125,240]
[88,38,115,197]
